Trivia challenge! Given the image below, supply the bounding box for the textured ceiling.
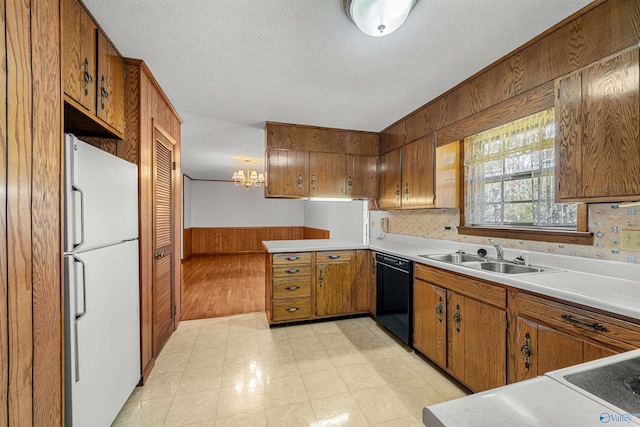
[83,0,593,180]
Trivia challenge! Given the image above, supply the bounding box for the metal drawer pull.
[287,307,300,312]
[286,256,299,261]
[435,297,443,323]
[520,332,532,370]
[285,269,300,274]
[328,255,341,259]
[561,314,608,332]
[285,286,300,291]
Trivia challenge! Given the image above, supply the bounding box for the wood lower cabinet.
[413,263,507,393]
[510,291,639,384]
[354,250,375,314]
[555,46,640,202]
[269,252,313,323]
[316,251,354,317]
[413,279,446,367]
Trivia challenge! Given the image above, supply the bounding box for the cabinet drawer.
[272,253,312,265]
[272,265,311,278]
[518,293,640,350]
[316,251,352,263]
[272,279,311,298]
[272,298,311,322]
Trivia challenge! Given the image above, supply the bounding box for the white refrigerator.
[63,134,141,427]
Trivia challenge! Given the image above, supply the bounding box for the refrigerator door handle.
[73,256,87,382]
[71,184,86,250]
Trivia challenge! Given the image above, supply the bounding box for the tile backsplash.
[386,203,640,263]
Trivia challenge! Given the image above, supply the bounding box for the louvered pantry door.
[153,128,176,356]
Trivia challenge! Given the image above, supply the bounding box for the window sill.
[457,226,594,245]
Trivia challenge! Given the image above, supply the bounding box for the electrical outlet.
[620,229,640,251]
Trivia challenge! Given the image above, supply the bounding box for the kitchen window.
[459,108,592,244]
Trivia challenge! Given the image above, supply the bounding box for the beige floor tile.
[311,321,342,335]
[310,393,369,427]
[352,385,410,424]
[220,359,264,388]
[112,396,173,427]
[215,410,266,427]
[162,335,198,355]
[360,346,399,362]
[284,324,316,339]
[172,327,202,340]
[260,355,301,380]
[427,375,468,400]
[398,354,443,379]
[263,374,309,409]
[259,339,294,359]
[290,335,325,354]
[199,323,230,337]
[258,327,289,343]
[227,330,259,347]
[194,333,229,352]
[163,389,220,427]
[301,368,349,399]
[153,351,192,374]
[371,415,423,427]
[338,363,386,392]
[188,347,227,370]
[370,358,419,384]
[177,366,224,395]
[224,343,260,364]
[295,350,335,373]
[317,332,353,350]
[265,401,318,427]
[136,370,184,400]
[387,378,448,412]
[328,345,367,368]
[216,383,264,419]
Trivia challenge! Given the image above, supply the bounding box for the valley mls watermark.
[599,412,640,423]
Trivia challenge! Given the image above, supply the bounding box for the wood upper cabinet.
[96,31,125,135]
[402,136,435,207]
[315,251,354,317]
[378,149,402,209]
[378,136,436,209]
[555,46,640,202]
[309,152,347,197]
[62,0,125,137]
[347,155,378,199]
[413,279,446,367]
[354,250,375,313]
[265,149,309,197]
[435,141,460,208]
[62,0,97,112]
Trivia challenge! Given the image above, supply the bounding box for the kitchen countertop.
[262,234,640,321]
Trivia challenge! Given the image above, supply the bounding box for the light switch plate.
[620,229,640,251]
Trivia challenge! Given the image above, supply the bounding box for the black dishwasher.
[376,253,413,347]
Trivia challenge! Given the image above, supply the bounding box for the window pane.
[504,203,533,224]
[504,178,533,202]
[504,154,533,175]
[481,204,502,224]
[483,182,502,203]
[483,160,502,178]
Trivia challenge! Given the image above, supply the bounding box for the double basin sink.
[419,252,557,275]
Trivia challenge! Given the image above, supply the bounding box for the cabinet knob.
[328,255,341,259]
[154,252,165,260]
[284,286,300,291]
[453,304,461,332]
[100,75,110,109]
[285,256,299,261]
[285,269,300,274]
[286,307,300,312]
[311,174,316,190]
[435,297,443,323]
[83,58,94,96]
[520,332,532,370]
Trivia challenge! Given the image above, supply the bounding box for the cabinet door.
[347,155,378,199]
[96,31,125,134]
[413,279,446,368]
[62,0,97,112]
[266,149,309,197]
[448,293,506,392]
[316,261,353,317]
[378,149,401,209]
[309,152,346,197]
[354,250,373,313]
[435,142,460,208]
[556,47,640,201]
[513,317,583,382]
[402,136,435,207]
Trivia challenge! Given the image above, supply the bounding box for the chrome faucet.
[488,239,503,260]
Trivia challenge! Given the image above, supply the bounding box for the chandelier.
[231,160,265,189]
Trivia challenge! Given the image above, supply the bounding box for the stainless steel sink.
[418,253,486,263]
[479,261,545,274]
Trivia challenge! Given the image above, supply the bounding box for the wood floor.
[181,254,265,320]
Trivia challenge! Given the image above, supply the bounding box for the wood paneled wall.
[183,227,193,259]
[266,122,379,156]
[380,0,640,152]
[188,226,329,255]
[3,0,63,424]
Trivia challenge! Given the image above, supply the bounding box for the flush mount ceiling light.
[344,0,418,37]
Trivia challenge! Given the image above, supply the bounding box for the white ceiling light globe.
[348,0,417,37]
